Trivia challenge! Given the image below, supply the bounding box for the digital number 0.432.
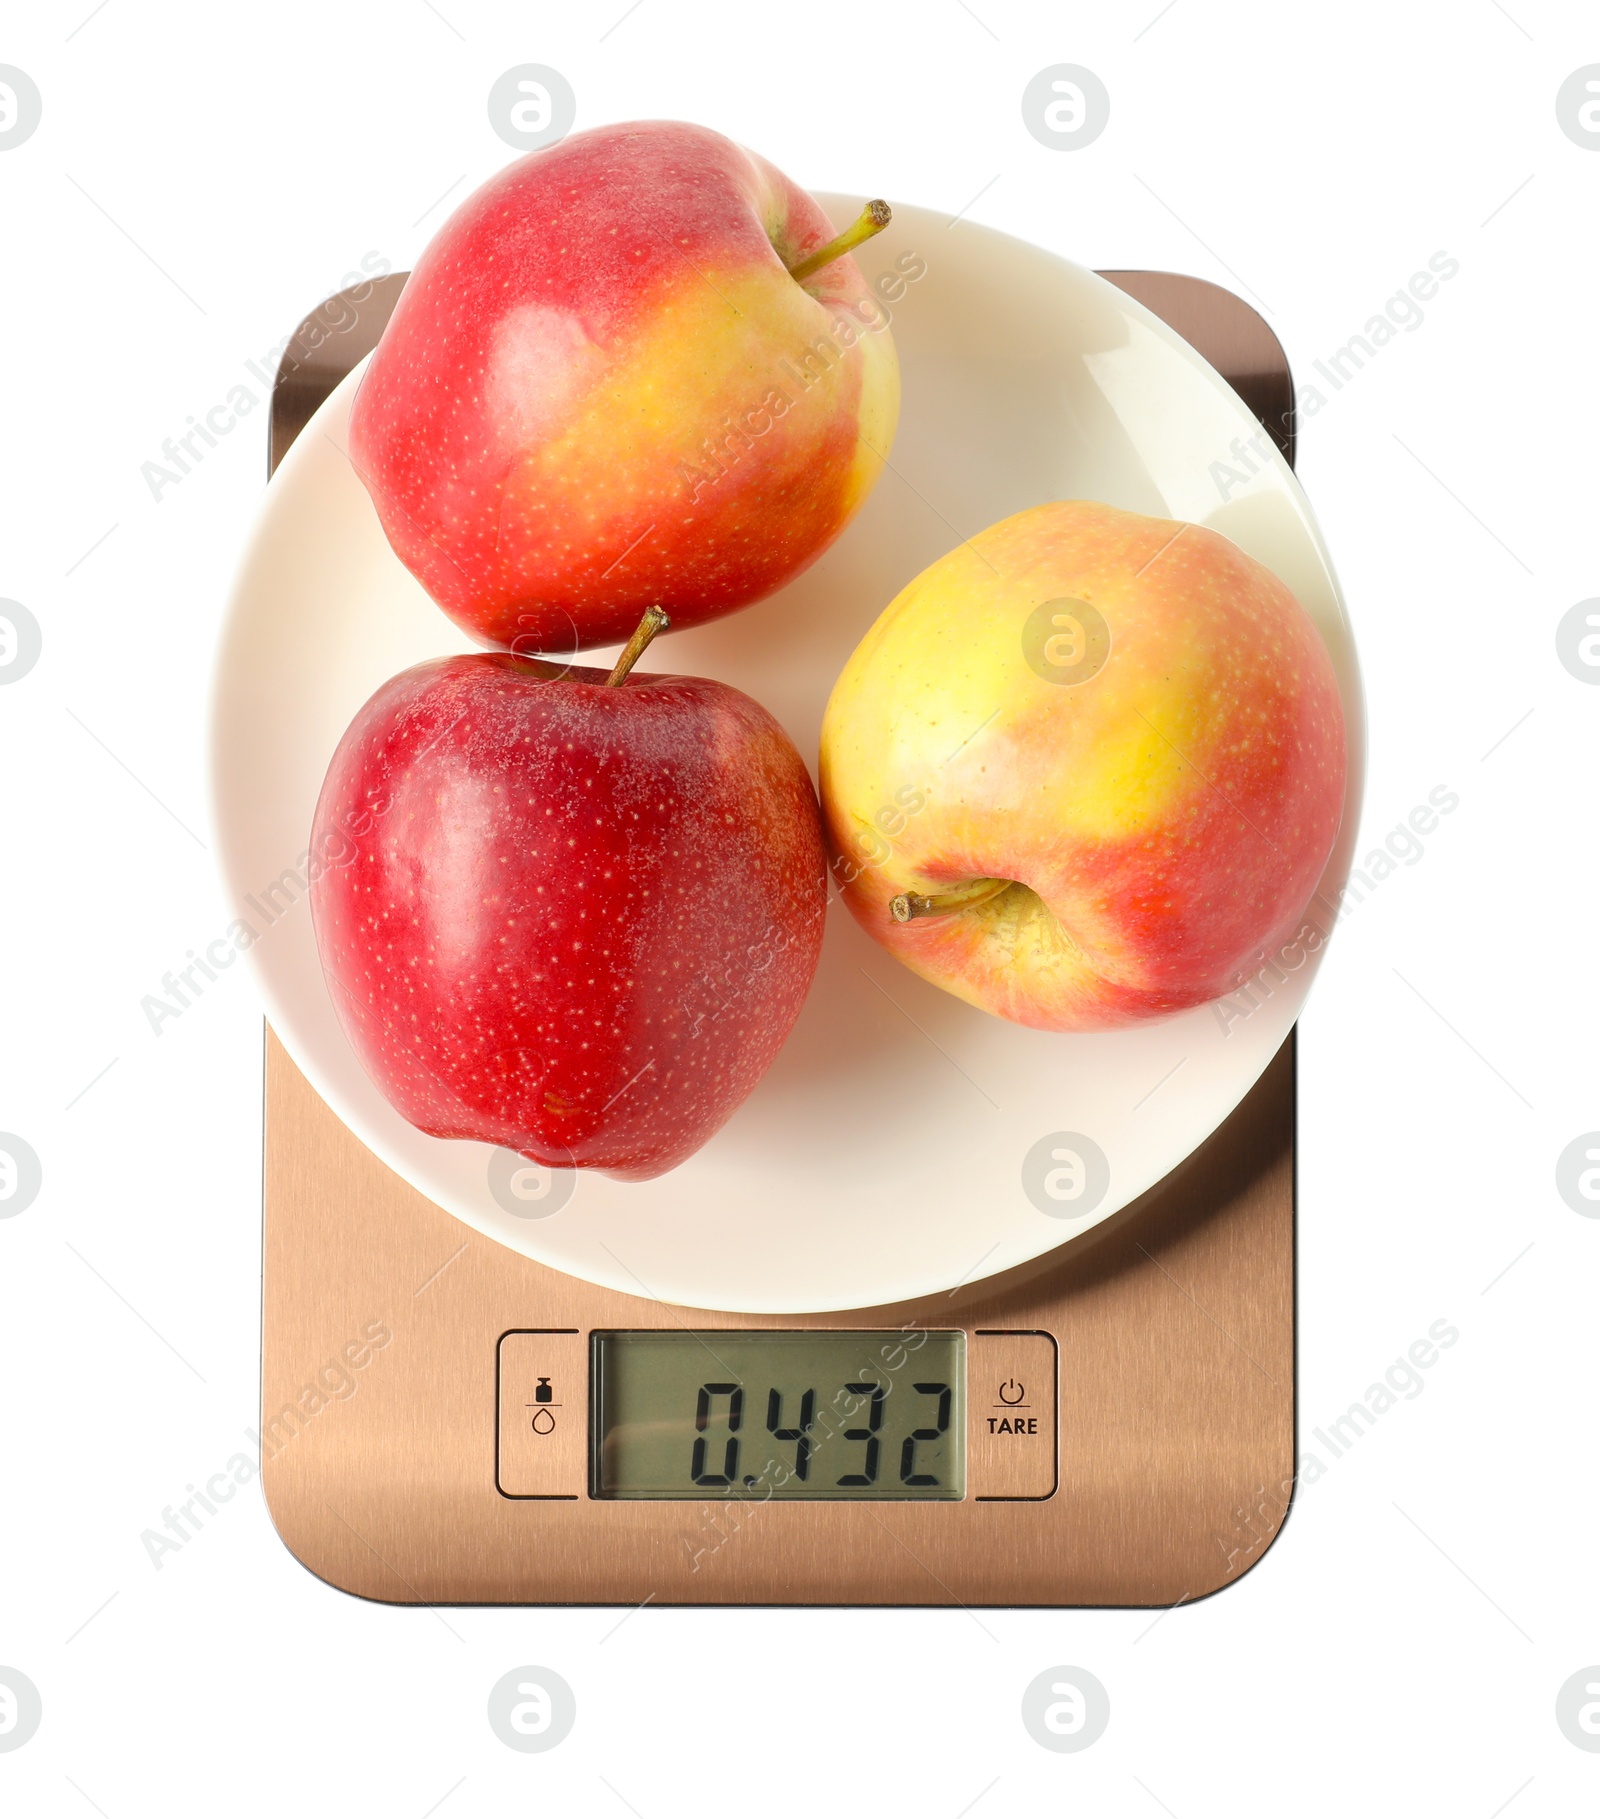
[689,1379,952,1491]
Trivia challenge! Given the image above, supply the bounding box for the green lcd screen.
[591,1331,965,1500]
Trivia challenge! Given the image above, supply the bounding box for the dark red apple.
[346,119,900,655]
[309,614,826,1180]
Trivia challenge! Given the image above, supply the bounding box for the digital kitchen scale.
[247,252,1321,1608]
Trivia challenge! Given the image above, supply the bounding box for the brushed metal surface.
[267,271,408,475]
[259,265,1298,1606]
[263,1028,1293,1605]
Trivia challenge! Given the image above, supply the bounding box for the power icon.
[998,1379,1025,1405]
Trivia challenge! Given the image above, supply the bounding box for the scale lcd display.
[591,1330,965,1500]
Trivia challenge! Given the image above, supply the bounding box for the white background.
[2,0,1596,1811]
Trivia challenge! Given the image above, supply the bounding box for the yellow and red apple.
[349,121,901,654]
[820,500,1346,1031]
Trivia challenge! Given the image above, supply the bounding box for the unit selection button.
[968,1331,1057,1499]
[497,1331,585,1497]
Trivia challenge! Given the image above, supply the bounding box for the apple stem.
[890,877,1011,924]
[786,200,892,285]
[605,605,671,686]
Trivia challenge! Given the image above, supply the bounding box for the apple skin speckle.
[310,653,827,1180]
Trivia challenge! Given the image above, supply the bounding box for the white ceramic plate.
[210,198,1363,1315]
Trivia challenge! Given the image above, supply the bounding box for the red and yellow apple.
[819,500,1346,1031]
[348,120,901,655]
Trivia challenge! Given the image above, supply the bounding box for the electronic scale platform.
[215,211,1357,1608]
